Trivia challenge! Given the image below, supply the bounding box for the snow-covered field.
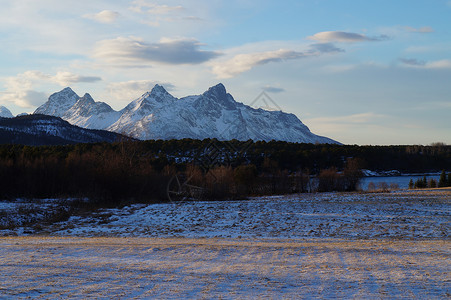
[2,189,448,239]
[0,189,450,298]
[0,237,449,299]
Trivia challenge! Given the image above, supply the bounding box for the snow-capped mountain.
[0,106,14,118]
[62,93,121,130]
[34,84,339,144]
[0,114,129,146]
[34,87,79,117]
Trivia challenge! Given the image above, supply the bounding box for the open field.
[0,189,450,298]
[1,237,450,299]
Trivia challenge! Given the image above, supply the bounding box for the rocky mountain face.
[33,83,339,144]
[0,114,129,146]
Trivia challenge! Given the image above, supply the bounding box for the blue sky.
[1,0,450,145]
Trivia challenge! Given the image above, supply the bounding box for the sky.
[0,0,450,145]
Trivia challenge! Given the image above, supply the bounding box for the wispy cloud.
[83,10,120,24]
[211,43,343,78]
[308,31,389,42]
[93,36,221,67]
[52,72,102,86]
[129,1,184,15]
[304,113,388,136]
[424,59,451,69]
[403,26,434,33]
[308,113,386,124]
[399,58,426,66]
[400,58,451,69]
[262,86,285,93]
[211,49,308,78]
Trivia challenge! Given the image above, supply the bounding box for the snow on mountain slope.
[0,106,14,118]
[34,83,339,144]
[62,93,121,130]
[0,114,128,145]
[34,87,79,117]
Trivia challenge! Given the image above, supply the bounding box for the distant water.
[359,174,441,190]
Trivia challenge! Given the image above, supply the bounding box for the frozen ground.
[2,189,448,240]
[0,189,450,298]
[0,237,449,298]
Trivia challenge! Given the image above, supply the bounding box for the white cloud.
[308,31,389,42]
[0,72,48,108]
[425,59,451,69]
[0,71,101,108]
[93,36,221,66]
[83,10,120,24]
[211,49,309,78]
[211,43,343,78]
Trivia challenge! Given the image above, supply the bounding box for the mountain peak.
[80,93,95,103]
[151,84,166,93]
[52,87,78,98]
[0,106,14,118]
[61,87,75,93]
[147,84,175,102]
[201,83,237,110]
[203,83,226,98]
[34,87,80,117]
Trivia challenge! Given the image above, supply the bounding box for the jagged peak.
[151,84,167,94]
[203,83,226,98]
[201,83,237,109]
[79,93,95,103]
[61,87,74,93]
[48,87,79,102]
[52,87,77,96]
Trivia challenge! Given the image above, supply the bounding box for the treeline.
[0,140,450,204]
[409,170,451,189]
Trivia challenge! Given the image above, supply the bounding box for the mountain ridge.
[0,114,131,146]
[32,83,339,144]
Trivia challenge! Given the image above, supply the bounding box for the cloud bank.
[93,37,221,67]
[0,71,101,108]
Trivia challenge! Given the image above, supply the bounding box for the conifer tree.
[428,178,437,188]
[438,170,447,187]
[408,179,414,189]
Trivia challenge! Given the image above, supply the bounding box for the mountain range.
[32,83,338,144]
